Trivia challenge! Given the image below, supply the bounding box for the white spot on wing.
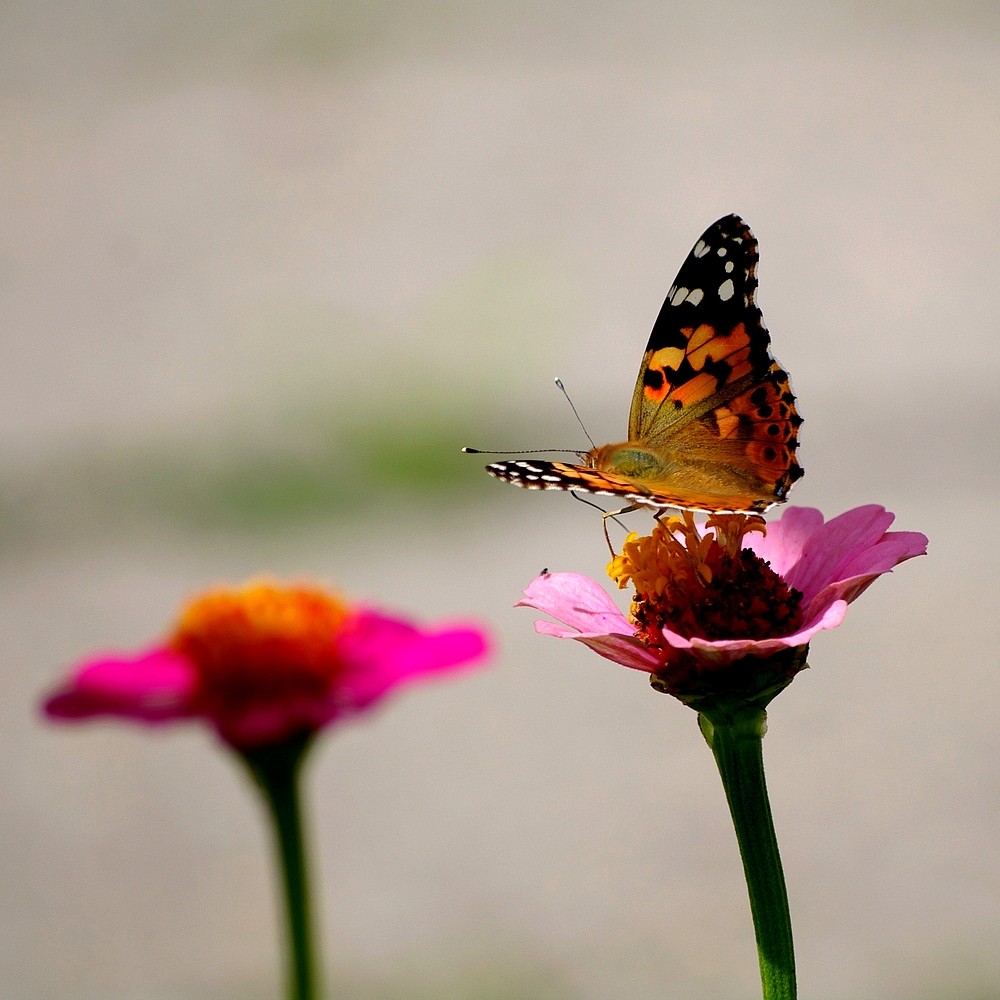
[684,287,704,306]
[718,278,735,301]
[693,239,709,257]
[725,260,734,273]
[670,286,689,306]
[717,247,727,256]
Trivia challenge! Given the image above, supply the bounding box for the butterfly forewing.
[628,214,775,444]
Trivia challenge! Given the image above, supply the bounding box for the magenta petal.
[213,699,340,748]
[334,611,491,711]
[43,648,197,723]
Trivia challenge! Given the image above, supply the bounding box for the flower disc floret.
[172,582,351,717]
[609,514,804,652]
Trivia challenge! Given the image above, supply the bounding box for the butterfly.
[484,214,803,514]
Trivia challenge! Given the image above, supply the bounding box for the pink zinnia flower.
[43,579,492,749]
[518,505,926,707]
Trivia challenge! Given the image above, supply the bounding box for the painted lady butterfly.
[484,215,803,514]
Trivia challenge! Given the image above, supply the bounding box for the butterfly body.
[485,215,803,515]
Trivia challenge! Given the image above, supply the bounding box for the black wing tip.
[703,215,757,249]
[486,459,560,480]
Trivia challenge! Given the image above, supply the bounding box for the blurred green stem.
[242,735,320,1000]
[700,709,796,1000]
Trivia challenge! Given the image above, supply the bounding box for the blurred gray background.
[3,3,998,998]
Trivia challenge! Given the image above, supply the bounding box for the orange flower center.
[608,513,803,652]
[170,580,351,712]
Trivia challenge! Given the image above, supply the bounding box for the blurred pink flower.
[518,505,926,702]
[43,579,492,749]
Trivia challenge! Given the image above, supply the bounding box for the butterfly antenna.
[554,377,597,450]
[461,446,583,455]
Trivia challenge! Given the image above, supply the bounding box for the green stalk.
[700,708,796,1000]
[242,735,321,1000]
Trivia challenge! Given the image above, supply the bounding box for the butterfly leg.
[568,492,637,555]
[652,507,678,523]
[601,504,641,556]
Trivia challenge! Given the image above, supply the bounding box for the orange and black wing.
[629,215,780,443]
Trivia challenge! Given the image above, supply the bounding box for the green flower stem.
[242,735,321,1000]
[699,708,796,1000]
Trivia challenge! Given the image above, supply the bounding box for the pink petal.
[520,573,661,672]
[781,504,898,602]
[534,620,661,672]
[825,530,928,586]
[749,506,826,577]
[802,534,928,622]
[43,648,197,724]
[517,572,634,634]
[658,599,849,667]
[334,610,491,711]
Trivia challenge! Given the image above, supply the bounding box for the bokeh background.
[4,4,998,998]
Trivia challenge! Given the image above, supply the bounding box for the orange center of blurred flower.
[170,580,350,712]
[608,513,803,651]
